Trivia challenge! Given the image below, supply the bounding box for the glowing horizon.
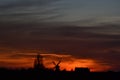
[0,52,112,72]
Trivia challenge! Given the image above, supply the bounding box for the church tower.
[34,53,44,70]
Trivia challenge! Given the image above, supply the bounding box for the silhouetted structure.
[34,53,44,70]
[1,53,120,80]
[75,67,90,73]
[1,57,120,80]
[52,61,61,72]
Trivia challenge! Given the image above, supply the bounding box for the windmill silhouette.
[52,61,61,72]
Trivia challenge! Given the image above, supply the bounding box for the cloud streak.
[0,53,112,71]
[0,0,62,23]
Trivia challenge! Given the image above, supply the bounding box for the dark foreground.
[0,68,120,80]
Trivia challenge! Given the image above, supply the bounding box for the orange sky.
[0,52,112,72]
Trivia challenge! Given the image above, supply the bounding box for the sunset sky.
[0,0,120,72]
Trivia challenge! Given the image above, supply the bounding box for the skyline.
[0,52,112,72]
[0,0,120,72]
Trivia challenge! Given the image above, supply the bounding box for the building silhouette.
[75,67,90,73]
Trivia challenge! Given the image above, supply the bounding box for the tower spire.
[34,53,44,70]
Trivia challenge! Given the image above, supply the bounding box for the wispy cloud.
[0,0,62,23]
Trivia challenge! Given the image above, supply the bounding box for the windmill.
[52,61,61,72]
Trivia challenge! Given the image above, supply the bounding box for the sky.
[0,0,120,72]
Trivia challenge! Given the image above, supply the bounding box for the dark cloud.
[0,24,120,50]
[0,0,62,23]
[0,24,119,60]
[0,0,60,9]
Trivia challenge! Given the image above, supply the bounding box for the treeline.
[0,67,120,80]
